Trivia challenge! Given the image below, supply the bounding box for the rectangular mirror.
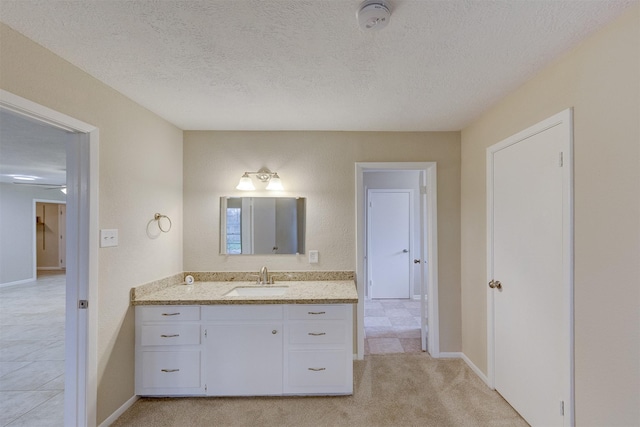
[220,197,305,255]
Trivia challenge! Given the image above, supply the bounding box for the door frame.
[486,108,574,425]
[356,162,439,358]
[1,89,99,427]
[33,199,67,274]
[366,189,414,300]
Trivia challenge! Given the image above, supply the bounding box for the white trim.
[461,353,490,387]
[98,395,139,427]
[0,89,99,427]
[437,352,462,358]
[435,352,491,388]
[36,267,66,271]
[356,162,439,359]
[486,108,574,426]
[0,277,35,288]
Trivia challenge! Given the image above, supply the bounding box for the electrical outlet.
[100,229,118,248]
[309,250,319,264]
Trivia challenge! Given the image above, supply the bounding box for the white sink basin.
[224,286,289,297]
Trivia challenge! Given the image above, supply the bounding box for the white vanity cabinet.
[284,304,353,394]
[135,303,353,397]
[135,306,205,396]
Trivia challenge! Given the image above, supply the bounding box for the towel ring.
[153,213,172,233]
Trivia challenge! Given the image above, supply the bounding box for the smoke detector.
[357,0,392,31]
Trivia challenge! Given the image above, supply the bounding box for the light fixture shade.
[265,174,283,191]
[236,174,255,191]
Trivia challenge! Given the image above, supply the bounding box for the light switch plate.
[309,250,319,264]
[100,229,118,248]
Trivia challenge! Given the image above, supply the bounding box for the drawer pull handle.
[308,311,326,315]
[161,313,180,316]
[161,369,180,373]
[308,367,326,372]
[160,334,180,338]
[308,332,326,336]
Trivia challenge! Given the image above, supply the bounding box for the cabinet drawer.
[141,324,200,346]
[141,351,201,389]
[288,305,347,320]
[287,350,348,388]
[202,304,283,321]
[289,322,346,345]
[137,306,200,322]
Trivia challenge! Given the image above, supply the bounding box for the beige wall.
[0,23,184,424]
[183,131,462,351]
[460,5,639,426]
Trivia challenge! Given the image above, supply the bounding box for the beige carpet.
[112,353,527,427]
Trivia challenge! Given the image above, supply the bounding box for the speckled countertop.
[131,280,358,306]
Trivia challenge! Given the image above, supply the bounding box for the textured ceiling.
[0,0,635,131]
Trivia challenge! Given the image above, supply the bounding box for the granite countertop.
[131,280,358,306]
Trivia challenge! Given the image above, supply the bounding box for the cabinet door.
[205,323,283,395]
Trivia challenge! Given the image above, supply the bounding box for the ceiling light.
[236,167,283,191]
[357,0,391,32]
[10,175,38,181]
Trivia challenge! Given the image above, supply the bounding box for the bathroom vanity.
[132,279,357,397]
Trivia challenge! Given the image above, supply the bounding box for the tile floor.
[364,298,423,355]
[0,271,65,427]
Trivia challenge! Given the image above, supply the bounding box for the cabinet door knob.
[272,330,278,334]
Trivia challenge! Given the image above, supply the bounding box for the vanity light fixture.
[236,167,284,191]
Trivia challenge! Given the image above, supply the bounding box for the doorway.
[356,162,439,359]
[0,90,99,427]
[35,201,67,272]
[487,109,573,426]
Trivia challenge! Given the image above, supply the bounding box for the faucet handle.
[249,274,261,284]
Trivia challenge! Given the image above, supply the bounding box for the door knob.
[488,280,502,290]
[414,259,421,264]
[402,249,409,253]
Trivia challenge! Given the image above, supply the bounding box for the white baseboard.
[37,267,65,271]
[99,395,139,427]
[461,353,491,387]
[0,277,35,289]
[436,351,462,358]
[434,352,491,388]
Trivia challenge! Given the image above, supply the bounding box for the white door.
[368,190,412,299]
[488,110,572,426]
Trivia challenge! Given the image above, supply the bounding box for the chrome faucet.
[259,266,270,285]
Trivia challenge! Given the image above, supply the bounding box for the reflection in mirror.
[220,197,305,255]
